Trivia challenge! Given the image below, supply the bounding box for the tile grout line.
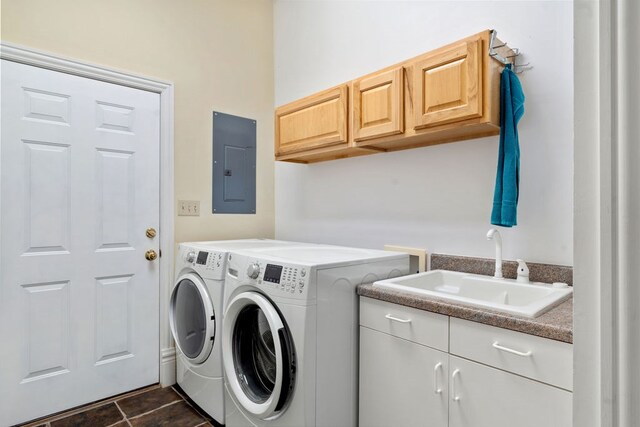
[113,401,132,427]
[23,386,208,427]
[34,401,115,427]
[176,392,212,423]
[172,386,213,422]
[24,402,112,426]
[125,399,184,421]
[19,385,160,427]
[170,385,188,400]
[171,386,215,423]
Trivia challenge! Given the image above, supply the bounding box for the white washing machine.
[170,239,305,424]
[221,245,409,427]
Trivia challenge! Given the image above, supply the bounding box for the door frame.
[574,0,640,425]
[0,42,176,386]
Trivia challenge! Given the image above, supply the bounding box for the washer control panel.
[250,260,309,297]
[180,246,226,280]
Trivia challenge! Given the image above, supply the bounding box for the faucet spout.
[486,228,503,279]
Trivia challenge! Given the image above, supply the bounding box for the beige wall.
[1,0,275,244]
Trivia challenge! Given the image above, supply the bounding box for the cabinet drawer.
[450,317,573,390]
[359,297,448,351]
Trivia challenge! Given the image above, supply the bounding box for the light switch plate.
[178,200,200,216]
[384,245,428,274]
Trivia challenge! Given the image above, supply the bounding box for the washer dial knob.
[247,263,261,279]
[186,251,197,263]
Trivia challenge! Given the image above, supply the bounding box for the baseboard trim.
[160,347,176,386]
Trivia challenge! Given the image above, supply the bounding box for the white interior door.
[0,60,160,426]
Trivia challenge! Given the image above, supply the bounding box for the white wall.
[274,0,573,265]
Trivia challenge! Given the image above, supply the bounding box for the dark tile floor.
[18,385,223,427]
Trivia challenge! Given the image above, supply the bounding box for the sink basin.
[373,270,572,318]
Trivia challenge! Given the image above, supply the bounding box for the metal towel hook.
[489,29,532,74]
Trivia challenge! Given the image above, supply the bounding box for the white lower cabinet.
[359,297,573,427]
[448,356,572,427]
[359,326,448,427]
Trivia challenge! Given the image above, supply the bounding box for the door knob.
[145,250,158,261]
[146,228,157,238]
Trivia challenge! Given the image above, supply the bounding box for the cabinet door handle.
[433,362,443,394]
[384,314,411,323]
[451,369,461,402]
[492,341,533,357]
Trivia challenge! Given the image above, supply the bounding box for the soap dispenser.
[516,259,530,284]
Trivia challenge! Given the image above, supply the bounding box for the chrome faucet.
[486,228,503,279]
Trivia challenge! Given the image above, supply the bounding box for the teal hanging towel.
[491,64,525,227]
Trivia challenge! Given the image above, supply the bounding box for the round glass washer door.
[169,273,215,364]
[223,292,296,419]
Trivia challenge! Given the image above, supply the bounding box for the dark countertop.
[357,283,573,344]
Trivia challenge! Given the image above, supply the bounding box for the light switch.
[178,200,200,216]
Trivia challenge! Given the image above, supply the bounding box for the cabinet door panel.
[275,85,348,155]
[449,356,572,427]
[359,326,448,427]
[353,67,404,142]
[414,37,483,129]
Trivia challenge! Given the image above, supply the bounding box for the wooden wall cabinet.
[275,30,511,163]
[413,38,483,129]
[275,85,348,156]
[352,67,404,142]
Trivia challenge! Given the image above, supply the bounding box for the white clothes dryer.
[221,245,409,427]
[170,239,304,424]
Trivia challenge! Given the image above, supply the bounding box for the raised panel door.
[275,85,348,155]
[0,60,160,425]
[414,37,483,129]
[353,67,404,142]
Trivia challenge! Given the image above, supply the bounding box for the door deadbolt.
[146,228,157,238]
